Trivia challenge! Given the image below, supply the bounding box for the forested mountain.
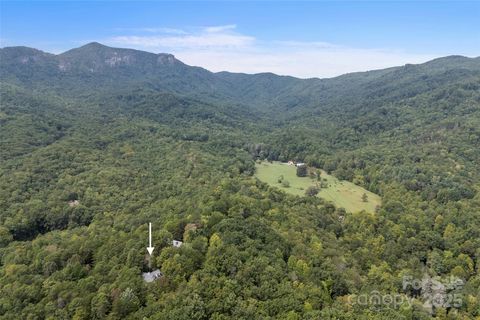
[0,43,479,319]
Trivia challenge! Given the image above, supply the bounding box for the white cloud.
[138,27,187,35]
[179,49,435,79]
[203,24,237,33]
[274,40,337,49]
[110,33,254,49]
[109,25,254,49]
[113,27,187,34]
[104,25,437,78]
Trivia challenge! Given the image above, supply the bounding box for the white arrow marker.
[146,222,154,255]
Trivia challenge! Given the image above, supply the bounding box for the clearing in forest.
[255,161,381,213]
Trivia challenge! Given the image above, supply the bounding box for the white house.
[172,240,183,247]
[142,269,163,283]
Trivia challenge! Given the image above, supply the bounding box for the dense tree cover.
[0,44,479,319]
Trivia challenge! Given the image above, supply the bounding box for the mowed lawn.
[255,161,381,213]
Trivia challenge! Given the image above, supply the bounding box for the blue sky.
[1,1,479,78]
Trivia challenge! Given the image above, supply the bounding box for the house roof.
[142,269,163,283]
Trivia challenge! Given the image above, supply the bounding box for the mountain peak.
[422,55,480,70]
[83,41,107,48]
[60,42,122,57]
[0,46,54,65]
[56,42,181,71]
[60,42,175,59]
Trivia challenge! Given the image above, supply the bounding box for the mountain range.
[2,42,479,111]
[0,43,479,319]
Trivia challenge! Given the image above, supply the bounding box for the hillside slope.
[0,44,479,319]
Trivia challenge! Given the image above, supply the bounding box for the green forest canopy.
[0,44,479,319]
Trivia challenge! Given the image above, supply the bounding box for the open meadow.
[255,161,381,213]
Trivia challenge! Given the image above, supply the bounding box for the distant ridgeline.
[0,43,479,319]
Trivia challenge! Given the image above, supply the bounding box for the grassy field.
[255,161,381,213]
